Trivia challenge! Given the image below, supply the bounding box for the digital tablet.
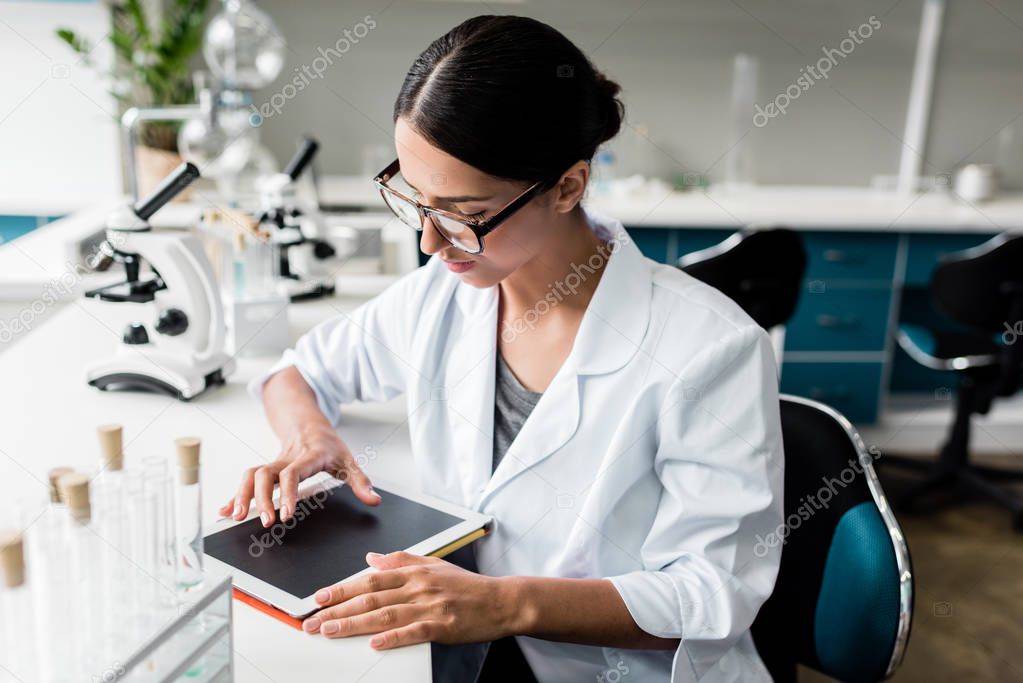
[203,474,492,619]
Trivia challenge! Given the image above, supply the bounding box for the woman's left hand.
[302,552,522,650]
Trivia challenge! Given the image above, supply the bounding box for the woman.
[223,15,783,683]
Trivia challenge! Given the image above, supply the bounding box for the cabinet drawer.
[785,285,892,351]
[780,361,884,424]
[903,233,997,286]
[803,232,899,282]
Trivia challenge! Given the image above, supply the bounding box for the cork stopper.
[0,530,25,588]
[176,437,201,485]
[47,466,74,503]
[97,423,124,472]
[233,230,246,254]
[58,472,91,523]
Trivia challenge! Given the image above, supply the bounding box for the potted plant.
[57,0,208,197]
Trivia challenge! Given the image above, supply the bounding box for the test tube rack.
[109,575,234,682]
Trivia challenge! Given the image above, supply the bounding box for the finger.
[253,462,286,527]
[231,467,258,520]
[366,551,436,571]
[277,465,300,522]
[317,604,425,639]
[312,569,407,608]
[302,587,407,633]
[369,622,438,650]
[330,455,381,507]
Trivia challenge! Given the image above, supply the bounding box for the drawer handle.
[809,386,851,400]
[822,249,865,264]
[815,314,861,328]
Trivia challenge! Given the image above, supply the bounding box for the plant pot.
[135,145,192,201]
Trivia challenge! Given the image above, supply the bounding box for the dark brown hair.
[394,15,624,188]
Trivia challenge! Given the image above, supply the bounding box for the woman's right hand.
[218,422,381,527]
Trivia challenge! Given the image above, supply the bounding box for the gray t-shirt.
[492,353,543,473]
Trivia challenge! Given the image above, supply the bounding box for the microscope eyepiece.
[133,162,201,220]
[283,137,319,181]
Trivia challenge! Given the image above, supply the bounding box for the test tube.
[142,454,177,609]
[233,231,248,299]
[30,469,74,682]
[92,424,127,655]
[123,468,161,643]
[253,238,276,297]
[94,425,127,538]
[175,437,204,592]
[58,472,104,676]
[0,530,38,681]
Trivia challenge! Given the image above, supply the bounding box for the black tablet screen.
[204,485,464,598]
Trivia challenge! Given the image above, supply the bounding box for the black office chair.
[752,395,913,683]
[678,228,807,330]
[886,234,1023,529]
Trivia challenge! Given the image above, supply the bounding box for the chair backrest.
[931,233,1023,333]
[752,395,913,683]
[679,228,807,330]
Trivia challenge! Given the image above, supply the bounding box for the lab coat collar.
[452,206,652,377]
[447,207,653,507]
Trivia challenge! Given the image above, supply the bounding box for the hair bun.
[593,71,624,144]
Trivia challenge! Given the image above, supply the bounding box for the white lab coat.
[252,209,784,683]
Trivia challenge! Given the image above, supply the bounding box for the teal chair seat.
[752,395,913,682]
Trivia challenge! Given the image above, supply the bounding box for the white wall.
[247,0,1023,188]
[0,2,121,215]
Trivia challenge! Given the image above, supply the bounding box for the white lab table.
[0,296,431,683]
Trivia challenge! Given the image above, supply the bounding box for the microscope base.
[86,352,236,401]
[277,278,335,302]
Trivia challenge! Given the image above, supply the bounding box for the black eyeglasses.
[373,158,547,255]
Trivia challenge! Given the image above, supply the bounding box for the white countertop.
[0,296,430,683]
[319,174,1023,232]
[4,183,1021,300]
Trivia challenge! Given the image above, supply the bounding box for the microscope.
[256,137,338,301]
[84,162,235,400]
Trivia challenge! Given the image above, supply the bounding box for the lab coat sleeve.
[607,323,784,680]
[248,267,424,425]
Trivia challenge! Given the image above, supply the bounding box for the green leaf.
[55,28,93,60]
[58,0,209,108]
[124,0,151,48]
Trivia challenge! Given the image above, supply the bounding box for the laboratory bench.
[0,295,431,683]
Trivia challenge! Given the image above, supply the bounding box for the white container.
[224,292,290,357]
[954,163,998,203]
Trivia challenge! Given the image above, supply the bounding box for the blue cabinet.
[627,227,673,263]
[674,228,734,261]
[0,215,61,245]
[780,361,885,423]
[802,232,899,283]
[0,216,42,245]
[626,226,728,264]
[781,232,898,423]
[902,233,996,286]
[785,284,893,352]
